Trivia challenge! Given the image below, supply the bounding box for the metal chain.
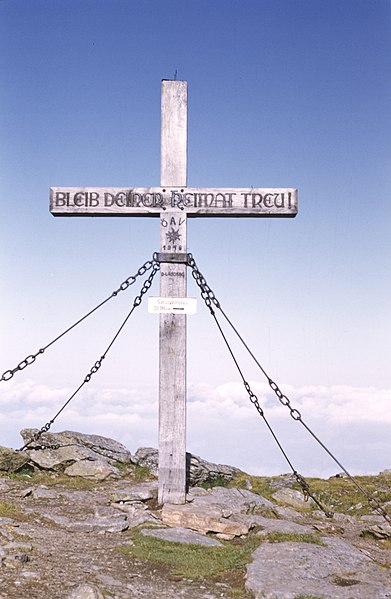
[1,257,157,383]
[19,261,160,451]
[188,254,390,525]
[187,253,220,313]
[188,254,332,517]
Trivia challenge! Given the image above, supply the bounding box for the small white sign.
[148,297,197,315]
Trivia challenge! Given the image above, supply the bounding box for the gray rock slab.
[132,447,159,476]
[126,511,161,528]
[0,517,15,526]
[30,486,60,499]
[188,486,274,514]
[21,429,132,464]
[37,512,128,533]
[313,509,356,523]
[162,503,248,536]
[112,501,148,514]
[0,478,10,490]
[246,536,391,599]
[360,514,386,522]
[188,453,242,486]
[94,505,126,519]
[238,514,313,535]
[4,541,33,552]
[64,459,120,480]
[273,504,305,520]
[67,584,104,599]
[162,487,285,537]
[111,481,158,502]
[94,573,123,587]
[133,446,242,485]
[141,526,223,546]
[0,446,29,472]
[26,444,98,470]
[361,524,391,540]
[272,487,314,509]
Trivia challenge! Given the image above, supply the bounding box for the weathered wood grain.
[158,80,188,505]
[50,187,298,217]
[49,78,299,507]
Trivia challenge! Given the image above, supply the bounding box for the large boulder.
[132,447,241,486]
[0,446,30,473]
[132,447,159,476]
[246,536,391,598]
[161,486,277,537]
[20,429,132,464]
[187,453,242,486]
[20,429,129,480]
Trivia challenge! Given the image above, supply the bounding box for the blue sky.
[1,0,390,477]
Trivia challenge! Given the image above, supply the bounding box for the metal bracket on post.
[155,252,189,264]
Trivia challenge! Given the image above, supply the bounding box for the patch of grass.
[118,532,262,580]
[298,475,391,517]
[200,475,232,490]
[133,464,153,482]
[244,504,280,519]
[229,472,391,518]
[42,474,97,490]
[112,461,130,472]
[265,531,325,545]
[8,469,97,490]
[7,463,36,478]
[294,595,323,599]
[229,473,277,502]
[0,499,23,519]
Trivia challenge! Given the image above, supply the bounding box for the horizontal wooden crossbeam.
[50,187,298,218]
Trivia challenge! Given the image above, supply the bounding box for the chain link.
[1,257,156,383]
[268,378,303,421]
[19,260,160,451]
[187,253,220,312]
[189,255,331,515]
[188,254,391,524]
[243,381,264,415]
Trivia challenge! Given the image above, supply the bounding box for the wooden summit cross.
[50,80,298,505]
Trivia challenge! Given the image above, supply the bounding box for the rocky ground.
[0,476,234,599]
[0,430,390,599]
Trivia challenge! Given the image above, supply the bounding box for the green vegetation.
[111,462,153,483]
[264,531,324,545]
[230,471,391,517]
[133,464,153,482]
[117,530,326,596]
[200,475,233,490]
[7,469,97,490]
[0,498,37,524]
[298,474,391,517]
[0,499,23,519]
[229,472,277,502]
[6,463,35,478]
[118,532,262,580]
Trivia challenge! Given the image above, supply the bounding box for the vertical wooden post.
[158,80,188,505]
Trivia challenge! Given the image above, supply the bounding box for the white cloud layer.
[0,378,389,478]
